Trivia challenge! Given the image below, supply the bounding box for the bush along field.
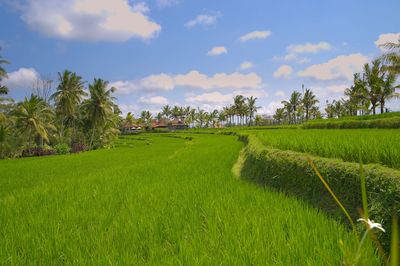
[0,134,381,265]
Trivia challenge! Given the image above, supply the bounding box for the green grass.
[0,134,380,264]
[253,129,400,169]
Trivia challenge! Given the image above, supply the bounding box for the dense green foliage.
[237,133,400,251]
[254,129,400,169]
[0,134,380,264]
[0,70,121,158]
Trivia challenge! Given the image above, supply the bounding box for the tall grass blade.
[391,214,399,266]
[359,162,369,219]
[307,158,356,232]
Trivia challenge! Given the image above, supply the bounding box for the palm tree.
[379,38,400,76]
[209,109,219,128]
[196,108,205,128]
[273,108,285,124]
[246,96,259,125]
[156,112,163,122]
[233,95,245,125]
[378,72,399,113]
[161,105,172,119]
[302,88,318,120]
[0,52,10,95]
[125,112,135,125]
[364,60,384,115]
[13,94,55,148]
[81,78,116,149]
[50,70,86,142]
[282,91,302,123]
[171,105,180,120]
[325,101,336,118]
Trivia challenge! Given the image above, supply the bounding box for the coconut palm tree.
[171,105,180,120]
[282,91,302,123]
[12,94,55,148]
[156,112,163,122]
[233,95,245,125]
[0,52,9,95]
[246,96,259,125]
[302,88,318,120]
[51,70,86,142]
[125,112,135,125]
[364,60,384,115]
[378,72,399,113]
[81,78,116,149]
[379,38,400,76]
[273,108,285,124]
[161,105,171,119]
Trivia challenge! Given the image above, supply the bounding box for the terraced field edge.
[234,133,400,250]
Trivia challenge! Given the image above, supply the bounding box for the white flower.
[357,218,385,232]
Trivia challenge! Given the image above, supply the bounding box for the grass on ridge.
[253,128,400,169]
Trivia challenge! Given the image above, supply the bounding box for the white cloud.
[297,53,369,81]
[273,65,293,79]
[175,71,262,90]
[132,2,149,13]
[274,90,286,97]
[3,67,40,89]
[185,89,267,105]
[21,0,161,42]
[273,53,310,64]
[185,14,219,28]
[259,101,283,115]
[156,0,179,8]
[313,84,349,103]
[240,30,271,42]
[186,91,232,104]
[138,96,169,105]
[287,42,332,54]
[207,46,227,56]
[375,33,400,51]
[109,80,139,94]
[111,70,263,94]
[239,61,254,70]
[140,73,175,91]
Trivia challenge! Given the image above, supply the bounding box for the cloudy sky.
[1,0,399,115]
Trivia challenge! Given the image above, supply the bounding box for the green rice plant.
[0,134,380,264]
[254,129,400,169]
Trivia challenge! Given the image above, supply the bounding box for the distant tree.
[161,105,172,119]
[273,108,285,124]
[13,94,55,148]
[0,51,9,94]
[378,72,399,113]
[364,60,383,115]
[81,79,116,148]
[282,91,302,123]
[51,70,86,143]
[246,96,259,125]
[302,87,318,121]
[379,38,400,76]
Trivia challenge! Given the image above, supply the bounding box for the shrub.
[71,143,86,153]
[54,143,70,155]
[22,147,56,157]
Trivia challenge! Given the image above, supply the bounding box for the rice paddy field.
[252,129,400,169]
[0,133,380,265]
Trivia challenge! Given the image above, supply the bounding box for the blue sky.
[1,0,399,115]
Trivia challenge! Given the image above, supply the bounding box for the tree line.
[122,95,260,129]
[0,64,121,158]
